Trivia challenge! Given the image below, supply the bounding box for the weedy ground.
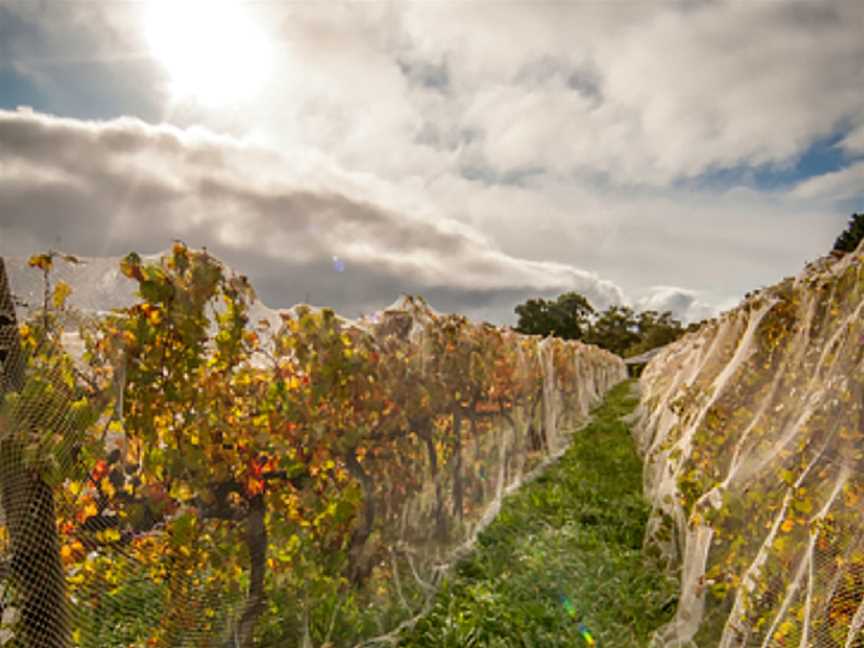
[398,380,677,647]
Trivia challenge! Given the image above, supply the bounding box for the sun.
[144,0,273,107]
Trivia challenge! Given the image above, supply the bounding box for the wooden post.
[0,257,70,648]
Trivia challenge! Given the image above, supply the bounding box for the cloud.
[50,0,850,189]
[4,0,861,188]
[0,2,163,121]
[392,1,864,185]
[841,124,864,155]
[790,161,864,202]
[0,1,860,327]
[0,108,624,322]
[635,286,719,324]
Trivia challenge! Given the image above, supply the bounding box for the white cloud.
[636,286,719,324]
[91,0,857,189]
[790,161,864,202]
[391,1,864,185]
[841,124,864,155]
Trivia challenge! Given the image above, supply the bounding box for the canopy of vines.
[636,240,864,647]
[0,245,625,647]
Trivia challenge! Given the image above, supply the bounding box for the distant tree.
[584,305,640,357]
[514,298,557,338]
[685,320,706,334]
[625,310,685,357]
[833,213,864,253]
[514,292,691,357]
[514,292,594,340]
[553,292,595,339]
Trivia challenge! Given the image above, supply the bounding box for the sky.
[0,0,862,325]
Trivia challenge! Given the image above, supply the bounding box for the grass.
[397,380,677,647]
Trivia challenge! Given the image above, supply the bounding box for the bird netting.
[0,246,626,648]
[635,240,864,647]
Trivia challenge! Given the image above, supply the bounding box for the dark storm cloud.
[0,109,624,323]
[241,257,567,323]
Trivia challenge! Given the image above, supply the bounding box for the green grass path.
[398,380,676,647]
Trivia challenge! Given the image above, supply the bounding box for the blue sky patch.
[680,129,862,194]
[0,68,45,113]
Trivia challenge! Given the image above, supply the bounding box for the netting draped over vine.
[635,241,864,647]
[0,247,625,648]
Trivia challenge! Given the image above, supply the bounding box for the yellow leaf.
[28,253,53,271]
[97,528,121,543]
[100,477,116,499]
[170,482,193,501]
[781,519,794,533]
[53,280,72,309]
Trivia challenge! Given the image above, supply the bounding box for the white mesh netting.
[0,247,625,648]
[635,241,864,647]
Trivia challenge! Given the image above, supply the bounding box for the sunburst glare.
[143,0,273,106]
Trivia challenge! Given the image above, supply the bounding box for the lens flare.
[560,595,596,646]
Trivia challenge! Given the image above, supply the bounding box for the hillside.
[635,242,864,646]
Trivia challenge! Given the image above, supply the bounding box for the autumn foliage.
[0,245,624,647]
[635,243,864,646]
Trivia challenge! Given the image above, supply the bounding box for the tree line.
[512,292,699,358]
[515,211,864,357]
[833,212,864,254]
